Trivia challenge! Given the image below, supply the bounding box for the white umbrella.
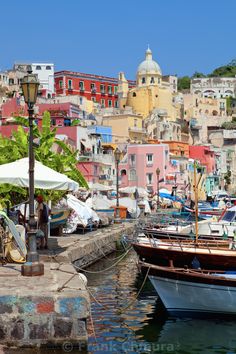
[119,186,148,197]
[0,158,79,191]
[88,182,114,191]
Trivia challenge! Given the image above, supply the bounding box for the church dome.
[137,47,162,76]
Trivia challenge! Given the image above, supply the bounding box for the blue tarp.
[159,193,185,204]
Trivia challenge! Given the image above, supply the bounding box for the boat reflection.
[136,301,236,353]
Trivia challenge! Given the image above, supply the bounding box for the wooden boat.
[133,237,236,270]
[50,208,70,230]
[140,261,236,316]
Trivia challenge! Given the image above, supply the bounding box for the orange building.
[163,141,189,158]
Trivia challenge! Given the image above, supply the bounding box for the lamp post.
[156,167,160,208]
[21,66,44,276]
[114,148,122,220]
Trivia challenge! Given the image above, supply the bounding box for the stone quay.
[0,222,134,349]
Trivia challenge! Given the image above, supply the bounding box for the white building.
[191,77,236,98]
[32,63,54,97]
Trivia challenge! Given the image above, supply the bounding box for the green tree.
[208,65,236,78]
[177,76,191,91]
[0,111,88,206]
[192,71,206,78]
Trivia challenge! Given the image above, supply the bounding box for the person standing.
[36,195,49,249]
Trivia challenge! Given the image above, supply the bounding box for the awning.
[81,139,92,150]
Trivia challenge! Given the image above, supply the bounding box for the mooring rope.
[116,266,151,314]
[73,247,132,274]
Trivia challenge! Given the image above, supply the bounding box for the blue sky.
[1,0,236,80]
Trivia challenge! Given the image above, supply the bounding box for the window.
[114,86,118,94]
[79,81,84,90]
[59,80,63,88]
[220,102,225,109]
[101,99,105,108]
[150,77,155,84]
[129,154,136,166]
[134,119,137,127]
[91,83,96,92]
[114,100,118,108]
[108,100,112,107]
[146,154,153,165]
[9,78,14,85]
[129,169,136,181]
[146,173,153,184]
[68,79,72,89]
[91,97,96,102]
[142,77,146,84]
[36,65,41,70]
[46,66,51,70]
[133,92,136,97]
[100,84,105,93]
[108,85,112,94]
[79,97,83,105]
[94,165,98,176]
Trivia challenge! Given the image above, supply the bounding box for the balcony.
[78,153,114,164]
[101,91,106,95]
[128,127,147,134]
[91,89,96,95]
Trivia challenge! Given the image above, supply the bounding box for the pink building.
[1,97,27,118]
[77,161,101,183]
[119,144,170,193]
[189,146,215,173]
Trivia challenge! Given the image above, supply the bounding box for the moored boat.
[133,237,236,270]
[140,261,236,316]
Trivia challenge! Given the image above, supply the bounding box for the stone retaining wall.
[0,263,89,348]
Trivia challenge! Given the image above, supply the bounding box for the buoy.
[78,273,87,286]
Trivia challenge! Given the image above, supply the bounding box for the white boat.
[141,262,236,316]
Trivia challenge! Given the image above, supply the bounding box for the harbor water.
[3,249,236,354]
[86,249,236,354]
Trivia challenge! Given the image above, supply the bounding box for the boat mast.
[194,160,199,242]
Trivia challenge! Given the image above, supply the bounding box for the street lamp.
[21,66,44,276]
[156,167,160,208]
[114,148,122,220]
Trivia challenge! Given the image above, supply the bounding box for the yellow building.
[117,48,180,120]
[102,111,146,143]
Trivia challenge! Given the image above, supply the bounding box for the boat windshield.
[222,211,236,222]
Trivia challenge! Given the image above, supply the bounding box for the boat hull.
[144,264,236,315]
[133,242,236,270]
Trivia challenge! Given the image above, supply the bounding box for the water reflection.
[3,250,236,353]
[87,250,236,354]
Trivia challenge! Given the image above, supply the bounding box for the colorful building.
[163,141,189,158]
[117,48,180,120]
[189,145,216,174]
[119,144,170,193]
[54,71,135,108]
[102,110,146,143]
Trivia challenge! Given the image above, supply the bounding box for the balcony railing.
[128,127,147,134]
[78,153,114,164]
